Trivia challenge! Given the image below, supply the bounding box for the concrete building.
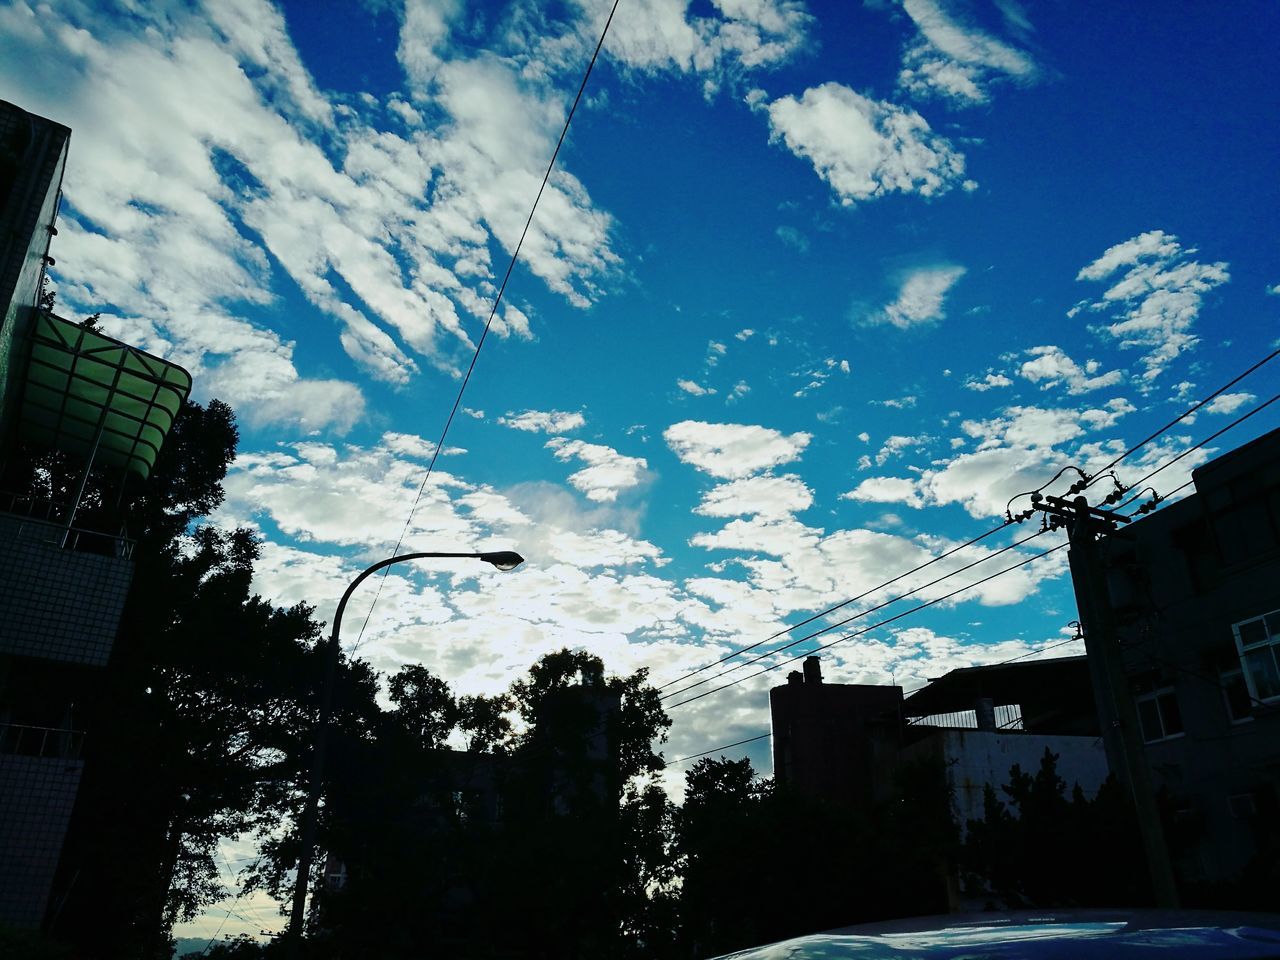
[898,656,1108,830]
[0,99,190,929]
[770,656,903,807]
[770,654,1107,826]
[1093,425,1280,889]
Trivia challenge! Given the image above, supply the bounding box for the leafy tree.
[291,649,673,960]
[961,748,1152,907]
[386,663,458,746]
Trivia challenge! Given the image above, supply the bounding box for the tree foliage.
[960,748,1154,908]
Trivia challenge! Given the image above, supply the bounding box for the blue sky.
[3,0,1280,937]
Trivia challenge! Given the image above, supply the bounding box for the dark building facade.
[769,656,903,807]
[1095,426,1280,889]
[770,654,1106,824]
[0,99,190,929]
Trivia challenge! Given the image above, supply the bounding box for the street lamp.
[287,550,525,944]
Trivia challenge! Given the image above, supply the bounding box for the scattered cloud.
[760,83,968,206]
[874,395,919,410]
[1074,230,1229,384]
[664,421,812,479]
[964,372,1012,392]
[3,0,628,428]
[868,265,966,328]
[1018,346,1122,394]
[545,438,649,502]
[1204,392,1254,415]
[842,476,925,509]
[695,473,814,519]
[776,225,810,252]
[498,409,586,433]
[876,434,933,466]
[677,379,715,397]
[896,0,1037,106]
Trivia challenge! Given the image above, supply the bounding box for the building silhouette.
[0,99,191,929]
[770,653,1107,827]
[1093,425,1280,890]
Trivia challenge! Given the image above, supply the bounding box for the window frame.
[1135,685,1185,744]
[1232,609,1280,705]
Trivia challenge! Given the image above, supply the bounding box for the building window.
[1136,686,1184,743]
[1233,610,1280,703]
[1220,668,1253,723]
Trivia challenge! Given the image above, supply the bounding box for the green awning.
[17,313,192,479]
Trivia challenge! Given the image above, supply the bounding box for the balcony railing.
[906,704,1025,731]
[1,490,134,558]
[0,722,85,760]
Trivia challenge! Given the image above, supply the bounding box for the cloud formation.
[498,409,587,433]
[664,420,812,478]
[870,265,967,328]
[761,83,968,205]
[1018,346,1122,395]
[896,0,1037,106]
[1075,230,1229,384]
[545,438,649,502]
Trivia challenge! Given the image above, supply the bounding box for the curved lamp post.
[287,550,524,943]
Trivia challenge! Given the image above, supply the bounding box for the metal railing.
[1,490,135,558]
[0,722,86,760]
[906,704,1025,731]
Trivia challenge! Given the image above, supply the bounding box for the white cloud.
[842,476,924,509]
[870,265,966,328]
[498,409,586,433]
[964,372,1012,392]
[594,0,813,79]
[695,473,814,518]
[545,438,649,503]
[875,433,932,466]
[1,0,624,424]
[1075,230,1229,383]
[762,83,968,206]
[397,0,463,85]
[1204,392,1254,415]
[776,224,809,252]
[1018,345,1122,395]
[664,421,812,479]
[1267,283,1280,296]
[875,395,919,409]
[896,0,1037,106]
[678,379,718,396]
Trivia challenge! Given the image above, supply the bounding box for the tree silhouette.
[13,399,377,959]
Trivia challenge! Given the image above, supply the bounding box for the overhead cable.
[660,527,1046,702]
[348,0,624,656]
[665,535,1066,711]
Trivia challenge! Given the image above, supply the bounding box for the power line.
[662,634,1087,772]
[1083,344,1280,490]
[658,344,1280,697]
[665,732,773,767]
[660,526,1046,702]
[656,520,1013,691]
[665,535,1067,711]
[1116,390,1280,510]
[348,0,624,658]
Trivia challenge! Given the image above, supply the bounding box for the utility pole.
[1031,492,1180,908]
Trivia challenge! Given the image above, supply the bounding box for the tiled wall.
[0,753,83,928]
[0,514,133,667]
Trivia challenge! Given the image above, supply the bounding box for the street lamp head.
[479,550,524,571]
